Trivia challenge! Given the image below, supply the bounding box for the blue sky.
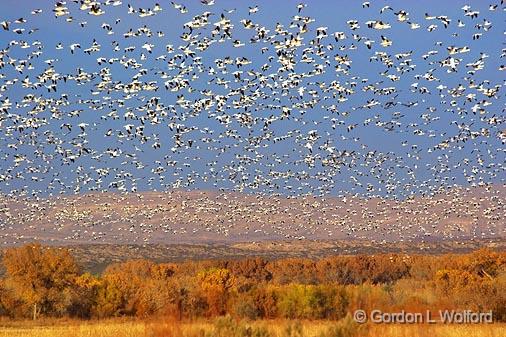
[0,0,504,199]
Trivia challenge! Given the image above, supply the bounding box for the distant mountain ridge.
[0,185,504,246]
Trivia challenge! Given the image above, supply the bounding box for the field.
[0,318,504,337]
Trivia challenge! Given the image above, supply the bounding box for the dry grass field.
[0,318,504,337]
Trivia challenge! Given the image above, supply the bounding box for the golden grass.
[366,324,504,337]
[0,319,503,337]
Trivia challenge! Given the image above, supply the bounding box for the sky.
[0,0,504,199]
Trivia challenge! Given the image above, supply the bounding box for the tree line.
[0,244,504,321]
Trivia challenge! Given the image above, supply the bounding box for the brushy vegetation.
[0,244,504,323]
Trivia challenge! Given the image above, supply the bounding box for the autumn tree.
[315,256,354,284]
[0,278,23,318]
[226,257,272,282]
[198,268,236,316]
[267,258,317,284]
[2,244,80,319]
[72,272,102,318]
[94,259,178,317]
[0,244,504,322]
[95,259,156,317]
[463,248,505,278]
[253,284,278,319]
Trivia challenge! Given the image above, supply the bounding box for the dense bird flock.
[0,1,504,245]
[1,187,505,245]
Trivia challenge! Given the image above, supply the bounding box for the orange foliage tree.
[2,244,80,319]
[197,268,236,316]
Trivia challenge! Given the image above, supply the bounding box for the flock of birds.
[0,1,504,244]
[1,187,504,245]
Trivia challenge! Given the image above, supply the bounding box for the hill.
[0,185,504,246]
